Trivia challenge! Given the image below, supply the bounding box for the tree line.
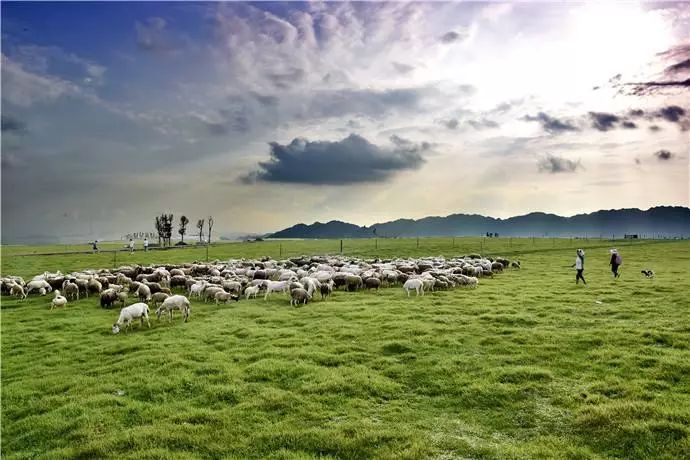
[153,214,214,247]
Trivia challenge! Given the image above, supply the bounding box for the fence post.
[452,237,455,248]
[113,250,117,268]
[340,239,343,254]
[279,243,282,258]
[480,238,483,254]
[375,239,378,250]
[206,244,209,262]
[416,237,419,248]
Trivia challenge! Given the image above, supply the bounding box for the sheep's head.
[112,324,120,334]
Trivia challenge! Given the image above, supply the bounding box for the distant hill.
[268,206,690,238]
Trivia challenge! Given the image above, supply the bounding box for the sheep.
[264,281,290,300]
[203,286,225,303]
[149,292,170,308]
[25,279,52,295]
[641,269,655,278]
[365,278,381,290]
[222,280,242,294]
[345,274,363,292]
[87,277,103,295]
[320,280,334,300]
[137,283,152,302]
[75,278,90,297]
[10,284,27,300]
[244,285,261,299]
[51,290,68,310]
[403,279,424,297]
[189,281,207,299]
[215,291,240,305]
[112,302,150,334]
[155,295,190,323]
[290,288,311,306]
[511,260,521,269]
[117,289,129,306]
[143,281,163,294]
[100,289,119,309]
[38,287,47,296]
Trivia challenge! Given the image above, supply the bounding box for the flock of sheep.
[1,254,520,333]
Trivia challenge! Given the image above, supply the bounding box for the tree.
[155,216,163,246]
[207,216,214,244]
[163,213,174,247]
[178,215,189,243]
[197,218,205,243]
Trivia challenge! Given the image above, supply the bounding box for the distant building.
[624,234,639,239]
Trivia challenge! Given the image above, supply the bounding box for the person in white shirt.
[129,238,135,254]
[144,238,149,252]
[572,249,586,285]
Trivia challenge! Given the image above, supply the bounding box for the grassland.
[2,237,689,459]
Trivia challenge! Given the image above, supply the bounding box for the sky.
[1,1,689,243]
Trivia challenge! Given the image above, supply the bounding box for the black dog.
[641,270,655,278]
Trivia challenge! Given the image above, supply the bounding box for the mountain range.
[268,206,690,239]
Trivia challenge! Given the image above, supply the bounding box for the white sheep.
[51,290,68,310]
[244,284,261,299]
[155,295,190,323]
[10,284,27,300]
[136,283,152,302]
[25,279,52,295]
[264,280,290,300]
[215,291,240,305]
[112,302,150,334]
[403,279,424,297]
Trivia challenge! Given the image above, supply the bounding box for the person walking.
[144,238,149,252]
[572,248,586,285]
[129,238,135,254]
[610,248,622,278]
[92,240,99,254]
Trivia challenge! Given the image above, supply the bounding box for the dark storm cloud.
[588,112,620,131]
[440,30,467,44]
[628,109,645,118]
[537,154,581,173]
[242,134,427,185]
[523,112,579,134]
[1,114,27,133]
[666,59,690,74]
[626,78,690,95]
[654,149,673,160]
[657,105,686,122]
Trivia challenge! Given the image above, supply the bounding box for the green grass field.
[2,238,689,459]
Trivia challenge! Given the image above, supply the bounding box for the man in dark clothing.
[610,249,621,278]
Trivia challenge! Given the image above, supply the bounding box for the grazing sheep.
[87,278,103,295]
[511,261,521,269]
[149,292,170,307]
[100,289,119,309]
[244,285,261,299]
[117,289,129,306]
[203,286,225,303]
[641,269,655,278]
[38,287,47,296]
[25,279,52,295]
[112,302,150,334]
[137,283,152,302]
[155,295,190,323]
[143,281,163,294]
[345,274,363,292]
[290,288,311,306]
[491,262,504,272]
[403,279,424,297]
[10,284,27,300]
[215,291,240,304]
[51,290,68,310]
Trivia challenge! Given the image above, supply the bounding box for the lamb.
[215,291,240,304]
[60,281,79,301]
[100,289,119,309]
[117,289,129,306]
[136,283,152,302]
[51,290,68,310]
[403,279,424,297]
[155,295,190,323]
[112,302,150,334]
[290,288,311,306]
[149,292,170,307]
[244,285,261,299]
[10,284,27,300]
[365,278,381,290]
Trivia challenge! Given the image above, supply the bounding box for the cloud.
[441,118,459,130]
[588,112,620,131]
[136,17,178,52]
[1,115,27,133]
[523,112,579,134]
[654,149,673,160]
[242,134,427,185]
[440,29,468,44]
[537,154,581,173]
[657,105,686,122]
[266,67,305,89]
[466,118,499,130]
[392,62,415,74]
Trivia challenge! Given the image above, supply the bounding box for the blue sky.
[2,1,689,243]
